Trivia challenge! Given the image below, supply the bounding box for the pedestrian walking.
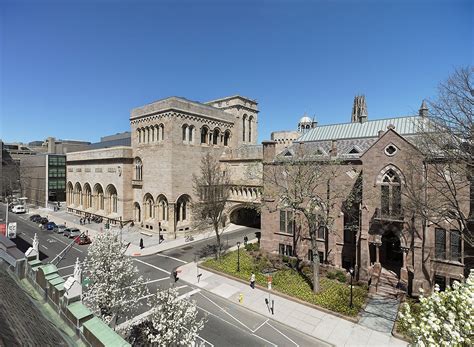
[140,238,144,249]
[244,235,248,246]
[88,217,91,224]
[250,272,255,289]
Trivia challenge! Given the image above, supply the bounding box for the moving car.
[12,205,26,214]
[37,217,48,228]
[53,224,67,234]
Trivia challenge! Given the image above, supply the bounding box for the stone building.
[66,95,262,235]
[261,97,469,294]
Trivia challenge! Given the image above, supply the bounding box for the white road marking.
[57,264,78,271]
[267,322,299,346]
[155,253,187,264]
[196,305,277,347]
[177,288,200,301]
[50,235,83,253]
[252,318,269,333]
[41,245,48,250]
[175,285,188,290]
[144,277,169,285]
[198,291,252,331]
[133,258,171,275]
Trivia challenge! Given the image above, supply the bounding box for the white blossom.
[399,270,474,346]
[82,230,148,327]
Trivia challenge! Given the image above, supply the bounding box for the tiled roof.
[297,115,423,142]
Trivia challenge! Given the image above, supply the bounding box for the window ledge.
[274,232,294,237]
[432,259,464,267]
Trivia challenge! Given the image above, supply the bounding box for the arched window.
[74,183,82,206]
[242,115,247,142]
[224,130,231,146]
[93,184,104,210]
[201,126,209,144]
[151,126,155,142]
[134,157,143,180]
[134,202,141,223]
[380,169,402,217]
[83,183,92,209]
[188,125,194,143]
[106,184,118,214]
[157,195,168,221]
[182,124,188,142]
[141,128,146,143]
[159,124,164,141]
[176,195,190,222]
[143,194,155,220]
[248,116,253,143]
[67,182,74,206]
[137,129,142,143]
[213,128,220,145]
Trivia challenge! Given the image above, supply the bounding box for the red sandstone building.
[261,97,470,295]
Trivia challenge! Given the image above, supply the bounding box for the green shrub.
[282,255,289,263]
[202,249,367,317]
[244,243,259,252]
[326,270,347,283]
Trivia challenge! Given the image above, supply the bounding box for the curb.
[199,264,361,324]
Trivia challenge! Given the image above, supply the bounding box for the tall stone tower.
[351,95,368,123]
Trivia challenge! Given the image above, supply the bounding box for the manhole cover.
[182,246,193,251]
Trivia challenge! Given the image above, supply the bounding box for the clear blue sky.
[1,0,472,144]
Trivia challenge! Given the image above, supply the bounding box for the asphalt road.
[1,205,330,346]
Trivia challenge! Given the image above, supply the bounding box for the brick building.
[261,96,470,294]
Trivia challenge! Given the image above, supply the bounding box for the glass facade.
[48,155,66,201]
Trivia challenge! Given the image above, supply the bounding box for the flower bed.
[202,249,367,316]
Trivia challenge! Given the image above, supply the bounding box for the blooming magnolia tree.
[82,230,148,327]
[398,269,473,346]
[128,287,204,346]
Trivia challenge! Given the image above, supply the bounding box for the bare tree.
[263,146,357,293]
[192,153,230,260]
[405,67,473,249]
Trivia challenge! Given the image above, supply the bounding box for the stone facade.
[66,95,261,234]
[261,102,470,294]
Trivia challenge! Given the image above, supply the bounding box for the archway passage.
[380,229,403,275]
[230,207,260,228]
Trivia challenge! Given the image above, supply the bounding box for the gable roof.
[297,115,424,142]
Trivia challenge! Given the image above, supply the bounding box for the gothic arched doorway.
[230,207,260,228]
[380,229,403,275]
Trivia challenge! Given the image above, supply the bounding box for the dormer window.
[349,148,359,154]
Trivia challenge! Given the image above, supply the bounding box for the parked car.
[64,228,81,239]
[74,233,92,245]
[29,214,41,222]
[44,222,56,231]
[53,224,67,234]
[12,205,26,214]
[37,217,48,228]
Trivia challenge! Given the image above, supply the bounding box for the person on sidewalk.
[250,272,256,289]
[140,238,144,249]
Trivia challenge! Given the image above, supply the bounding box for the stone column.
[400,246,409,283]
[168,203,176,239]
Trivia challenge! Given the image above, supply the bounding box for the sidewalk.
[179,262,407,347]
[27,207,250,257]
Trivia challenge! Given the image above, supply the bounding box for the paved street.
[2,206,329,346]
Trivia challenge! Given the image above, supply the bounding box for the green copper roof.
[38,264,58,276]
[83,317,130,346]
[297,115,424,142]
[67,301,93,320]
[49,277,65,286]
[28,259,42,267]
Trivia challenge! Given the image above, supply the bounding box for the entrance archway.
[380,229,403,275]
[230,207,260,228]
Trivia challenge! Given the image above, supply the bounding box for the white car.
[11,205,26,214]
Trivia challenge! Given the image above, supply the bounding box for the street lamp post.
[349,267,355,309]
[237,241,241,272]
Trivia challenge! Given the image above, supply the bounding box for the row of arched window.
[137,124,165,144]
[134,194,190,223]
[200,127,231,146]
[67,182,118,214]
[242,115,255,142]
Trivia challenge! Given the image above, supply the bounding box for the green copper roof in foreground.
[297,115,424,142]
[67,301,93,320]
[83,317,130,346]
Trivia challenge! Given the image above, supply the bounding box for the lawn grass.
[202,249,367,316]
